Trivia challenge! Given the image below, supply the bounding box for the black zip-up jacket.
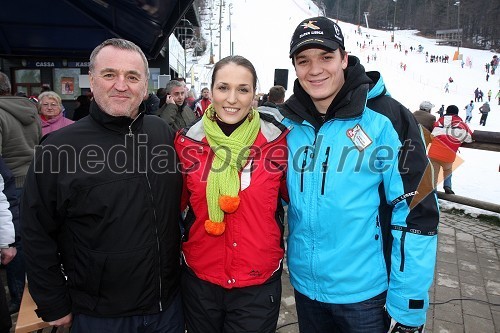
[21,101,183,321]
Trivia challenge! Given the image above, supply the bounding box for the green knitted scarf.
[203,104,260,235]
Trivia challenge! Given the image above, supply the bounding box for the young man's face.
[202,89,210,99]
[293,48,348,113]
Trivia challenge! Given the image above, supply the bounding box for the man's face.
[202,89,210,99]
[170,86,186,106]
[89,45,148,118]
[293,48,348,113]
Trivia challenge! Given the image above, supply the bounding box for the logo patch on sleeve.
[409,299,424,309]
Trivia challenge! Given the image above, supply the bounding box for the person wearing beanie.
[174,55,288,333]
[281,16,438,332]
[428,105,473,194]
[413,100,436,146]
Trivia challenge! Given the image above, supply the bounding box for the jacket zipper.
[145,173,162,311]
[129,115,162,311]
[399,231,406,272]
[128,113,142,137]
[320,147,330,195]
[300,146,309,192]
[300,132,320,193]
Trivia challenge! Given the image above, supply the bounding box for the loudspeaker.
[158,74,171,88]
[274,69,288,90]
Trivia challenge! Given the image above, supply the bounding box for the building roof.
[0,0,199,60]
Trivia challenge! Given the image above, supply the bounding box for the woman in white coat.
[0,170,17,333]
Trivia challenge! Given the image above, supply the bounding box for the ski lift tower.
[392,0,397,42]
[363,12,369,29]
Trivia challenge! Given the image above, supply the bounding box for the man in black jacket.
[22,38,184,333]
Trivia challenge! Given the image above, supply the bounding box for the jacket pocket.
[70,243,157,314]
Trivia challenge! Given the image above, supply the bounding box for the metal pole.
[209,0,214,64]
[209,26,214,64]
[229,4,232,56]
[337,0,339,22]
[393,0,397,41]
[184,46,187,78]
[219,0,222,60]
[358,0,361,26]
[457,1,461,53]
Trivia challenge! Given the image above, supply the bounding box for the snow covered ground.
[189,0,499,217]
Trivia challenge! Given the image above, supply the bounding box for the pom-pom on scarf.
[202,104,260,235]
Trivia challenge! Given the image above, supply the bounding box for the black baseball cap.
[289,16,345,58]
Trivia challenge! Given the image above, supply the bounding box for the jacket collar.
[89,100,145,135]
[181,111,287,144]
[41,112,64,125]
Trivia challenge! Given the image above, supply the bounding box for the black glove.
[385,310,425,333]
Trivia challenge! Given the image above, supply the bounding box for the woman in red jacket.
[174,55,288,333]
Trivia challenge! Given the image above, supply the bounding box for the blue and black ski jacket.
[281,55,439,327]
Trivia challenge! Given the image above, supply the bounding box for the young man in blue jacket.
[281,17,439,332]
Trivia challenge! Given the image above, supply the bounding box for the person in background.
[21,38,184,333]
[175,55,288,333]
[158,79,196,131]
[487,89,492,102]
[156,87,167,108]
[185,89,196,111]
[72,94,91,121]
[262,85,285,109]
[281,16,438,332]
[478,101,490,126]
[37,91,74,136]
[496,89,500,105]
[413,101,452,196]
[413,100,436,147]
[437,104,445,117]
[193,87,211,118]
[0,157,17,333]
[144,91,160,115]
[464,100,474,123]
[474,87,480,102]
[0,71,41,315]
[251,94,260,108]
[172,77,191,105]
[428,105,473,195]
[258,93,268,107]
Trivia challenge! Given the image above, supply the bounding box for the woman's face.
[40,97,62,119]
[211,63,255,124]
